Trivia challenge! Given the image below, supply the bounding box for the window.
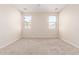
[48,16,57,31]
[24,16,32,29]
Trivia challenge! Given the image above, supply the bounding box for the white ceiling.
[13,4,67,13]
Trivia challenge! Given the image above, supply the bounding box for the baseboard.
[0,36,21,49]
[59,35,79,48]
[22,36,58,39]
[22,37,58,39]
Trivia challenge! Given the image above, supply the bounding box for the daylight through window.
[49,16,57,31]
[24,16,32,29]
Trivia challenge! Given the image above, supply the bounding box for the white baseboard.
[22,37,58,39]
[0,36,21,49]
[59,35,79,48]
[22,35,58,39]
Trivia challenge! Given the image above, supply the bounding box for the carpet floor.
[0,39,79,55]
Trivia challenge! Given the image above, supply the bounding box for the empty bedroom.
[0,4,79,55]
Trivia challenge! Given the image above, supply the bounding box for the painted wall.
[0,5,22,48]
[59,5,79,48]
[22,12,59,38]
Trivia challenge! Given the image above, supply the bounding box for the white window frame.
[24,16,32,30]
[48,16,57,32]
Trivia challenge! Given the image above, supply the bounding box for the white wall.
[22,12,59,38]
[0,5,22,48]
[59,5,79,48]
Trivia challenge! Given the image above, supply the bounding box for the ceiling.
[13,4,67,13]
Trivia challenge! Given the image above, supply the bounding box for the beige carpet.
[0,38,79,55]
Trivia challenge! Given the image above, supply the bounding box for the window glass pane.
[49,23,56,29]
[25,23,31,29]
[49,16,57,31]
[24,16,32,22]
[49,16,56,22]
[24,16,32,29]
